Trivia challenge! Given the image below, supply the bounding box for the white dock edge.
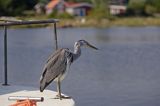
[0,85,75,106]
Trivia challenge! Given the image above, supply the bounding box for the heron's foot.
[54,94,72,100]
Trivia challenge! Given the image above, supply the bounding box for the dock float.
[0,85,75,106]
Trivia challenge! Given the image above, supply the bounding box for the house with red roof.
[65,2,92,16]
[46,0,65,14]
[45,0,92,16]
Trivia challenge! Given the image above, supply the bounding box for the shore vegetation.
[1,0,160,28]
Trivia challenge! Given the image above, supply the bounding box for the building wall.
[109,5,127,15]
[66,7,74,15]
[66,6,91,16]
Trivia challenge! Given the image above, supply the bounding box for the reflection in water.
[0,27,160,106]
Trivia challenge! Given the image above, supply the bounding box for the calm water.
[1,27,160,106]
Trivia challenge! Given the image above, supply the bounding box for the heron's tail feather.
[40,67,48,92]
[40,73,49,92]
[40,74,53,92]
[40,75,48,92]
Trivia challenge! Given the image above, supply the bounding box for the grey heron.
[40,40,98,100]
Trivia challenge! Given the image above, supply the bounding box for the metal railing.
[0,19,59,85]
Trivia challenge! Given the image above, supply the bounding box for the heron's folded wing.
[41,49,67,84]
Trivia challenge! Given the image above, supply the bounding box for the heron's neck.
[73,46,81,61]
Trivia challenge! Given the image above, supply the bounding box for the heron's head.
[74,40,98,50]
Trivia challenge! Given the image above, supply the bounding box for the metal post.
[54,23,58,50]
[3,23,9,86]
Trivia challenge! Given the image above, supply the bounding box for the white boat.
[0,85,75,106]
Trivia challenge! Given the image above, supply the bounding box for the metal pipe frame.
[0,19,59,86]
[0,19,59,26]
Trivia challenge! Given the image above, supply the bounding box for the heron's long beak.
[87,43,98,50]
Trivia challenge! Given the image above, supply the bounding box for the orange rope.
[10,99,37,106]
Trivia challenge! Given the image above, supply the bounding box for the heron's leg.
[55,78,71,100]
[57,78,62,100]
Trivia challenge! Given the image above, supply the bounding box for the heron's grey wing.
[40,49,67,92]
[40,49,62,80]
[46,49,63,63]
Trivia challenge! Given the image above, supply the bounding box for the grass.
[111,17,160,27]
[56,17,160,27]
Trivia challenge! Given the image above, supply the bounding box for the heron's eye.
[81,40,85,43]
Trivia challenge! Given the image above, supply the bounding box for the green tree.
[0,0,12,15]
[145,4,157,15]
[0,0,38,16]
[127,0,146,16]
[39,0,50,4]
[89,0,110,19]
[145,0,160,15]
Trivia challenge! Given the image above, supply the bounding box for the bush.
[88,7,110,19]
[57,12,74,19]
[48,11,74,19]
[48,10,57,18]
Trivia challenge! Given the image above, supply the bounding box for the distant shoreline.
[58,17,160,28]
[1,17,160,28]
